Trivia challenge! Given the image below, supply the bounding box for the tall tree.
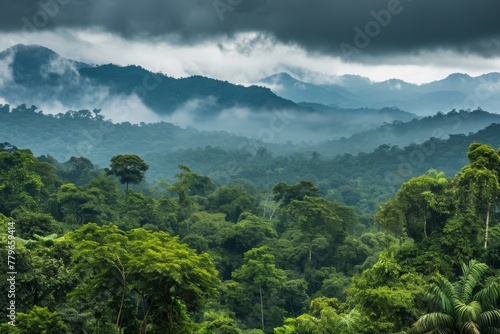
[0,149,45,215]
[232,246,286,332]
[127,229,220,334]
[454,143,500,249]
[273,181,319,207]
[285,196,345,265]
[106,154,149,191]
[68,224,220,334]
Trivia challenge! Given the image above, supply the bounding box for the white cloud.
[1,29,500,87]
[0,97,10,105]
[41,55,80,78]
[99,94,165,124]
[0,51,14,89]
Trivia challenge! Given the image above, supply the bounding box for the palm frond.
[335,308,361,331]
[412,312,454,333]
[474,283,500,309]
[477,309,500,329]
[429,279,455,314]
[453,300,481,323]
[457,320,480,334]
[456,260,488,303]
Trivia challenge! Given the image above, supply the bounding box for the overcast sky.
[1,0,500,84]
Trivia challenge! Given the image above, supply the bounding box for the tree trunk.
[423,213,427,239]
[484,202,491,249]
[140,301,153,334]
[308,242,312,263]
[116,288,125,330]
[260,285,265,331]
[115,279,127,330]
[115,256,127,331]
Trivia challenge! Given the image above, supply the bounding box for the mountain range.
[0,44,419,141]
[258,72,500,115]
[0,44,499,143]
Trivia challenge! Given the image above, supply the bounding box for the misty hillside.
[259,72,500,114]
[0,104,258,166]
[0,44,422,141]
[4,109,500,213]
[0,44,299,114]
[314,108,500,155]
[2,103,500,193]
[141,122,500,212]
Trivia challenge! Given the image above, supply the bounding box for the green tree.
[411,260,500,333]
[169,164,215,203]
[127,229,220,334]
[106,154,149,191]
[285,196,345,265]
[60,156,95,185]
[197,309,244,334]
[375,198,405,238]
[68,224,220,334]
[222,213,278,254]
[56,183,107,225]
[67,223,129,331]
[454,161,500,250]
[274,297,363,334]
[0,149,45,215]
[5,306,69,334]
[273,181,319,207]
[208,185,257,223]
[14,212,57,239]
[348,246,426,333]
[396,171,449,240]
[232,246,286,332]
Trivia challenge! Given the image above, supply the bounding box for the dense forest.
[3,104,500,214]
[1,136,500,332]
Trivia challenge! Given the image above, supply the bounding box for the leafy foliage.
[1,132,500,333]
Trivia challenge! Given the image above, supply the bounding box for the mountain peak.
[444,73,471,81]
[1,43,60,58]
[260,72,300,84]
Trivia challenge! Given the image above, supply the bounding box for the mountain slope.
[0,44,428,142]
[313,108,500,156]
[258,71,500,114]
[0,44,302,115]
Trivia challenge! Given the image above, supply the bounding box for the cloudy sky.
[1,0,500,84]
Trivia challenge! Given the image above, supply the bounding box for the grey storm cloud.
[2,0,500,60]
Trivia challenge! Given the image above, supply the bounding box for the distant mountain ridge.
[0,44,300,114]
[0,44,423,141]
[259,71,500,114]
[313,108,500,156]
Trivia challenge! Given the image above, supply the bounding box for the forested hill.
[1,134,500,333]
[3,103,500,212]
[143,123,500,212]
[0,44,300,113]
[315,108,500,155]
[1,103,499,167]
[0,103,257,166]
